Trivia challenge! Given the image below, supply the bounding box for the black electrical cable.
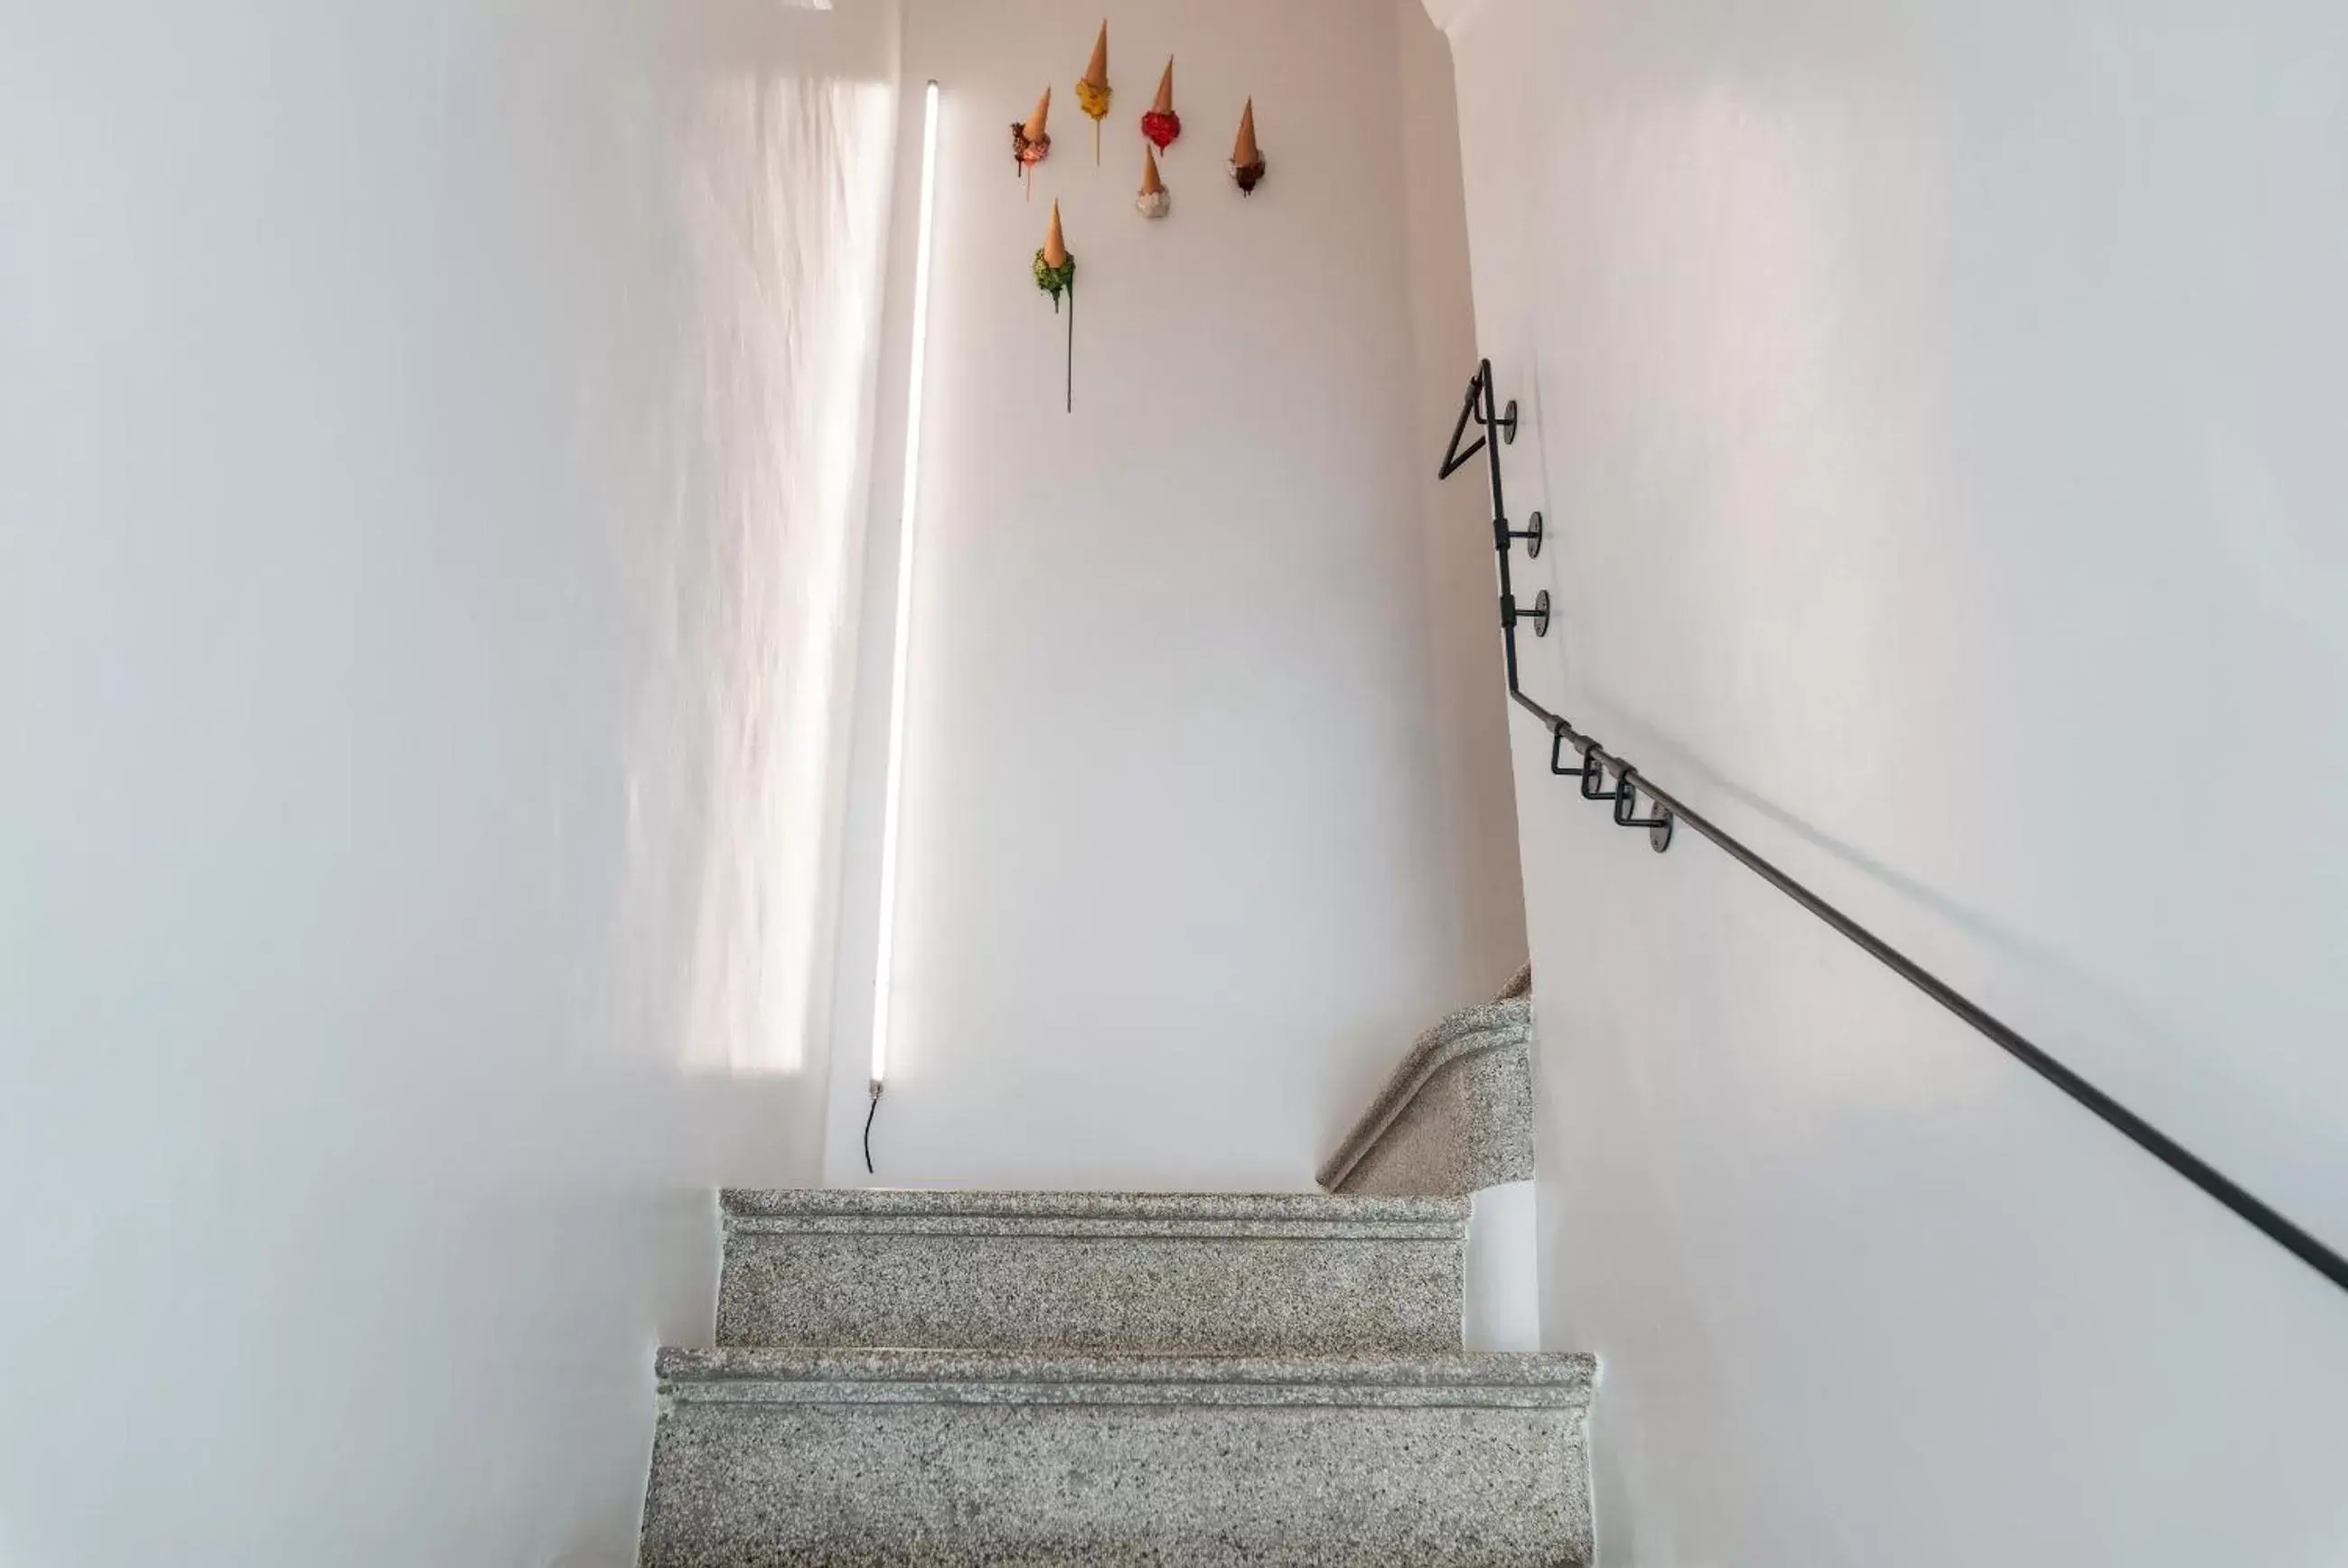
[863,1087,881,1175]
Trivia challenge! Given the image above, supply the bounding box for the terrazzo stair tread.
[716,1188,1471,1355]
[641,1348,1597,1567]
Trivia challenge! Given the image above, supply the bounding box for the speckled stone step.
[716,1189,1469,1355]
[640,1348,1596,1568]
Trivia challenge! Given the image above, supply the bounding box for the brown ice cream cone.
[1232,98,1258,164]
[1024,86,1052,141]
[1152,58,1174,115]
[1140,145,1165,195]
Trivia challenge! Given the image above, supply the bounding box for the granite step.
[640,1347,1596,1568]
[716,1189,1469,1355]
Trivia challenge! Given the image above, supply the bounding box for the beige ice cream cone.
[1152,58,1174,115]
[1083,23,1109,89]
[1024,86,1052,142]
[1043,201,1069,268]
[1140,145,1165,195]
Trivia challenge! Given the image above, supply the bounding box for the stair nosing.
[721,1189,1473,1228]
[724,1215,1466,1241]
[657,1346,1595,1408]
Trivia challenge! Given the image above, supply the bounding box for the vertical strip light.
[866,79,940,1166]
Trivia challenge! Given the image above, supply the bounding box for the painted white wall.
[1463,1180,1540,1351]
[1395,0,1531,1014]
[1433,0,2348,1562]
[823,0,1523,1189]
[0,1,897,1561]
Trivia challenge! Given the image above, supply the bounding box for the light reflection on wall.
[617,67,898,1081]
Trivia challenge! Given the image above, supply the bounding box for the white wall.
[1395,0,1530,1013]
[823,0,1522,1189]
[1433,0,2348,1562]
[0,1,897,1561]
[1463,1181,1540,1351]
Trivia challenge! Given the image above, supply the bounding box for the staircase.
[639,1188,1595,1565]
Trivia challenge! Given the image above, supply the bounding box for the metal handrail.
[1442,358,2348,1298]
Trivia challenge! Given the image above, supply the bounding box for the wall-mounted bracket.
[1506,510,1544,559]
[1501,592,1550,638]
[1612,766,1675,853]
[1577,742,1626,803]
[1548,722,1595,779]
[1492,398,1519,445]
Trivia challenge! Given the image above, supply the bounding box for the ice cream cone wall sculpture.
[1229,97,1266,195]
[1011,85,1052,192]
[1140,57,1181,152]
[1136,145,1169,219]
[1074,22,1111,162]
[1033,201,1079,411]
